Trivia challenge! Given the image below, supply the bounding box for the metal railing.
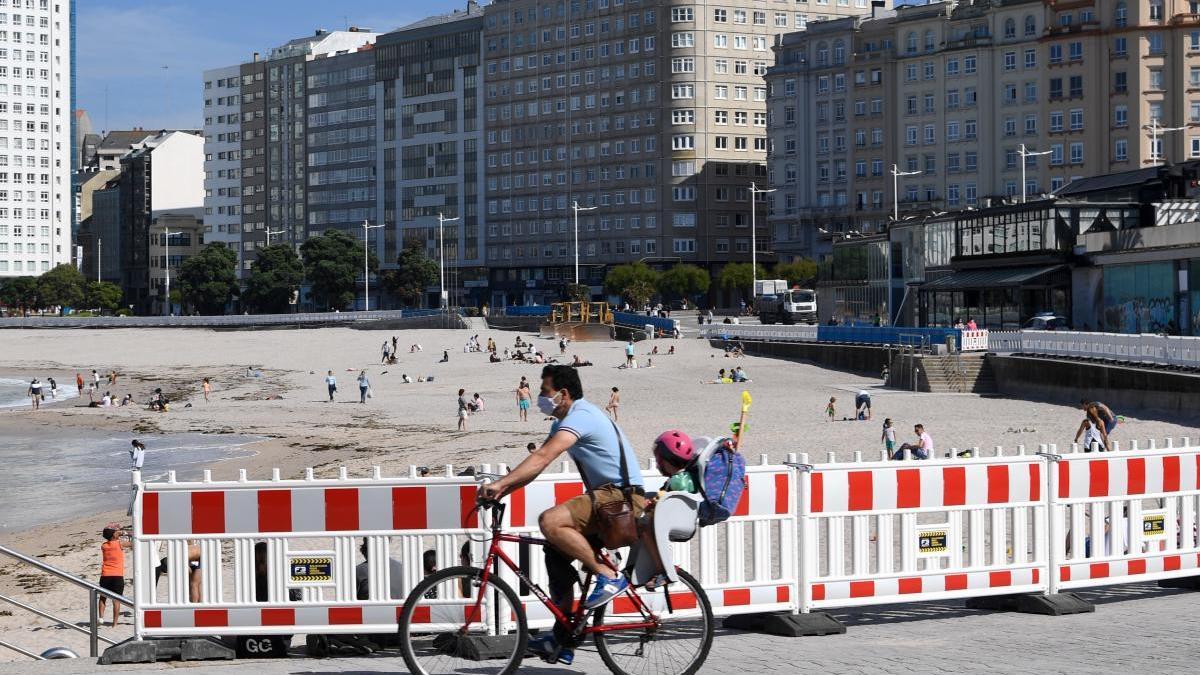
[0,308,465,330]
[0,544,132,659]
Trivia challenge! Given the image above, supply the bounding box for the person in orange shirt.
[75,373,84,397]
[98,528,129,627]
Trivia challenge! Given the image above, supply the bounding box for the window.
[1024,49,1036,69]
[1114,2,1127,27]
[1049,44,1062,64]
[672,135,694,150]
[1149,0,1163,21]
[1113,37,1127,57]
[1115,138,1128,161]
[1113,71,1127,93]
[1068,42,1082,61]
[671,32,694,48]
[1004,18,1016,39]
[1025,15,1037,36]
[946,58,959,76]
[1149,102,1164,123]
[964,55,977,74]
[1050,111,1063,132]
[1050,144,1064,165]
[672,238,696,253]
[1114,105,1128,128]
[1148,34,1164,55]
[671,7,694,22]
[1069,142,1083,164]
[1069,76,1083,98]
[1149,69,1164,90]
[1069,108,1083,131]
[672,109,695,125]
[1004,51,1016,71]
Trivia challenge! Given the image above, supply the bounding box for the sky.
[75,0,467,133]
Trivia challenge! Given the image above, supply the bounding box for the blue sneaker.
[585,573,629,609]
[526,634,574,665]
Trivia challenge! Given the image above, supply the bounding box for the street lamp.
[748,182,775,298]
[437,212,460,310]
[96,237,102,283]
[265,228,285,246]
[1144,120,1188,166]
[1017,144,1052,203]
[891,164,921,222]
[571,201,598,285]
[162,226,183,316]
[361,219,384,312]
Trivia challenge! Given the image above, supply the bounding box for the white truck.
[756,280,817,325]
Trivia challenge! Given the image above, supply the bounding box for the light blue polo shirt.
[550,399,644,489]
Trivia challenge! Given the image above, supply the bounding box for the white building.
[0,0,73,277]
[201,65,242,269]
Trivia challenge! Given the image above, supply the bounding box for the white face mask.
[537,392,562,416]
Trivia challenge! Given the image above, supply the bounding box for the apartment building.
[201,65,242,266]
[768,0,1200,262]
[0,0,73,277]
[482,0,879,306]
[375,3,487,307]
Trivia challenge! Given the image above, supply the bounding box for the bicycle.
[398,482,714,675]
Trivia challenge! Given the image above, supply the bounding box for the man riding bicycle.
[479,364,645,664]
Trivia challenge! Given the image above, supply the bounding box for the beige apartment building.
[768,0,1200,261]
[481,0,882,306]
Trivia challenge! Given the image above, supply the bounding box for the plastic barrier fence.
[700,324,819,343]
[993,331,1200,370]
[706,325,986,351]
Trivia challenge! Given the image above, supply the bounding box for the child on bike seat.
[640,430,699,589]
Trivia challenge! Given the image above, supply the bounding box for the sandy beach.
[0,325,1196,661]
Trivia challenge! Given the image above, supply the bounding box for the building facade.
[0,0,73,277]
[201,65,243,268]
[149,212,205,315]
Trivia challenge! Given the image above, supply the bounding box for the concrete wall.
[709,339,890,378]
[989,355,1200,414]
[150,132,205,216]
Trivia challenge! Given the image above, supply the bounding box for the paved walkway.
[4,583,1196,674]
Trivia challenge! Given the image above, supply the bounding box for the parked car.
[1022,313,1071,330]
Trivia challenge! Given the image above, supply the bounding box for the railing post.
[89,588,98,657]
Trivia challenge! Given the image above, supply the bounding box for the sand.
[0,325,1195,661]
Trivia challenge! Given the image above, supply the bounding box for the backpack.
[696,437,746,526]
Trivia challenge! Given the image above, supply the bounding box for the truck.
[757,282,817,325]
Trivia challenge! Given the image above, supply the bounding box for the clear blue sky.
[76,0,465,133]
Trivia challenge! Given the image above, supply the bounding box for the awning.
[920,265,1065,290]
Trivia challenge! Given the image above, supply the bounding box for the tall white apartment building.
[0,0,72,277]
[201,65,243,269]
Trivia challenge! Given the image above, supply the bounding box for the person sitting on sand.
[440,350,450,363]
[469,393,485,412]
[149,388,168,412]
[489,353,502,363]
[650,345,659,355]
[121,394,134,406]
[571,354,593,367]
[667,345,676,356]
[102,391,113,407]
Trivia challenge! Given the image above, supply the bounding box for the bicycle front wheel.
[593,568,714,675]
[398,565,527,675]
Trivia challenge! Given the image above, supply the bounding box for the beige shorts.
[563,485,647,537]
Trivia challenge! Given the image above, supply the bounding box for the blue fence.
[499,305,553,317]
[613,311,678,334]
[816,326,962,347]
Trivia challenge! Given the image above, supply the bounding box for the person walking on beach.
[92,369,100,390]
[357,370,371,404]
[97,527,129,627]
[516,377,532,422]
[130,440,146,470]
[825,396,836,421]
[457,388,470,431]
[47,377,57,400]
[27,378,42,409]
[381,341,390,364]
[624,340,635,367]
[881,418,896,457]
[392,335,398,355]
[76,372,84,397]
[325,370,337,402]
[605,386,620,421]
[202,378,211,403]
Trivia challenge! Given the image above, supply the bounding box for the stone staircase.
[921,352,997,394]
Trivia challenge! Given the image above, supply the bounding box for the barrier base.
[1158,576,1200,590]
[99,637,235,664]
[965,592,1095,616]
[722,611,845,637]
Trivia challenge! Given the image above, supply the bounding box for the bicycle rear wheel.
[398,565,527,675]
[592,568,714,675]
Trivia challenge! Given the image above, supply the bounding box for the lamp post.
[162,226,183,316]
[891,164,921,222]
[1144,120,1188,166]
[437,213,460,310]
[96,238,101,283]
[748,182,775,298]
[571,201,598,285]
[1017,144,1052,203]
[265,228,285,246]
[361,219,384,311]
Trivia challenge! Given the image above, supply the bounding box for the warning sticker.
[918,530,948,555]
[290,556,333,583]
[1143,512,1166,538]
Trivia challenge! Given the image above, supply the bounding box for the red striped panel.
[898,578,922,594]
[194,609,228,627]
[944,574,967,591]
[325,488,359,531]
[733,476,750,517]
[464,603,483,625]
[611,596,638,615]
[1127,559,1147,575]
[411,606,431,624]
[144,610,162,628]
[811,584,825,601]
[776,586,790,603]
[554,482,584,505]
[459,486,479,528]
[1089,562,1110,579]
[142,492,160,535]
[723,589,751,606]
[1029,463,1041,502]
[671,592,699,610]
[261,608,295,626]
[942,467,965,506]
[392,487,427,529]
[1032,568,1040,584]
[987,465,1009,504]
[849,581,874,598]
[1163,456,1181,492]
[329,607,362,624]
[896,469,921,508]
[258,490,292,532]
[1060,566,1071,582]
[1057,461,1070,499]
[1164,556,1182,572]
[810,473,823,513]
[774,473,789,514]
[1088,460,1108,498]
[1126,458,1146,496]
[989,571,1011,587]
[510,487,526,527]
[847,471,873,511]
[191,491,226,534]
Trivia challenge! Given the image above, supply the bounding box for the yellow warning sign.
[290,557,333,583]
[1143,513,1166,538]
[919,530,948,554]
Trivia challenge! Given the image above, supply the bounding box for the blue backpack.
[696,438,747,526]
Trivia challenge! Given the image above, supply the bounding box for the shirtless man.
[1075,399,1117,451]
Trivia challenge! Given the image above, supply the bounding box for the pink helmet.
[653,430,695,464]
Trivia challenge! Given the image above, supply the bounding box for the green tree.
[302,229,377,310]
[603,263,660,304]
[177,243,239,315]
[718,263,769,294]
[383,239,438,308]
[563,283,591,302]
[37,264,86,314]
[243,244,304,313]
[775,259,819,288]
[85,281,123,314]
[623,280,657,309]
[657,264,710,300]
[2,277,41,314]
